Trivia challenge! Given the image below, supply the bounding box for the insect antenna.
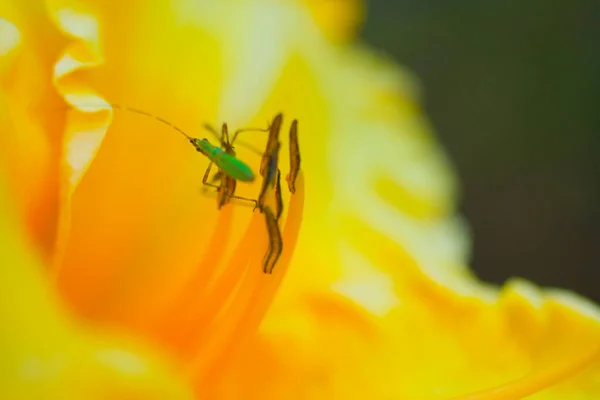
[107,104,195,141]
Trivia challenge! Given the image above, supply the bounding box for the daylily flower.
[1,1,599,399]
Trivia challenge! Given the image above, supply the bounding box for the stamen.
[197,172,305,388]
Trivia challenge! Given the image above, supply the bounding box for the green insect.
[197,122,265,209]
[198,122,261,183]
[79,104,302,274]
[105,104,267,208]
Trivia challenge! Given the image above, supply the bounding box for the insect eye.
[188,139,199,149]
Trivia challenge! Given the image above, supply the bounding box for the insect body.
[189,137,255,182]
[186,113,303,275]
[199,123,261,209]
[103,104,258,189]
[73,103,301,274]
[95,104,267,208]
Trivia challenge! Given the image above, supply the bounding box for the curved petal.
[47,0,258,329]
[0,3,68,262]
[6,0,597,398]
[46,1,304,336]
[340,215,600,398]
[45,2,305,381]
[0,100,193,398]
[323,43,600,398]
[215,24,600,398]
[46,1,111,272]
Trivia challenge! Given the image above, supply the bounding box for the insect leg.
[203,122,238,154]
[230,126,269,147]
[226,127,270,157]
[230,114,276,145]
[230,114,281,156]
[201,161,232,206]
[210,170,224,183]
[202,161,220,189]
[224,194,259,210]
[216,175,233,209]
[202,123,230,150]
[219,176,259,209]
[221,123,231,150]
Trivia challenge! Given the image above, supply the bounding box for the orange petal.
[48,2,111,274]
[0,5,68,262]
[194,172,305,397]
[0,107,193,398]
[46,1,256,328]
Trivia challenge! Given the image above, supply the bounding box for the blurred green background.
[362,1,600,302]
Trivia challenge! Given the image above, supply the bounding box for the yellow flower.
[1,1,599,399]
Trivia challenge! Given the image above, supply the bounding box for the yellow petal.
[0,98,193,399]
[0,5,67,262]
[47,3,110,273]
[304,0,365,44]
[6,2,307,396]
[45,0,303,341]
[3,1,599,399]
[216,21,600,399]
